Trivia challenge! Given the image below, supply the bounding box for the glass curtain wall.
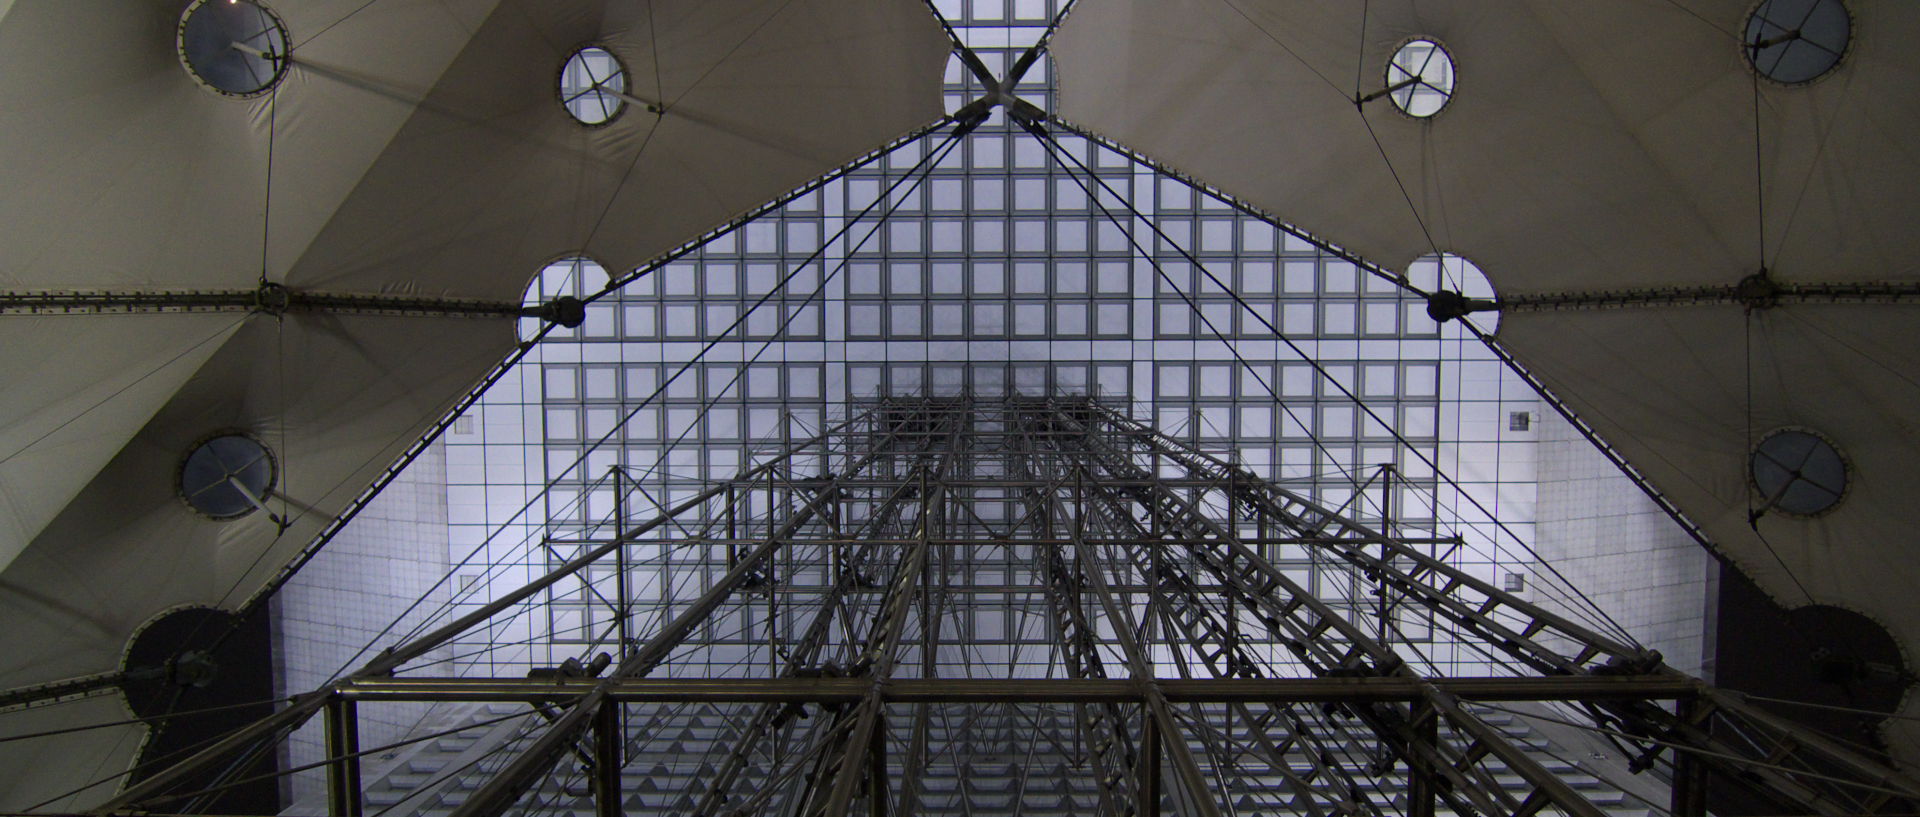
[436,0,1548,679]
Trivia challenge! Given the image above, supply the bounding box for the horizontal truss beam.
[1500,279,1920,312]
[335,675,1699,704]
[0,287,530,319]
[538,537,1465,547]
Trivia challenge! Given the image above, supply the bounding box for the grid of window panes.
[438,0,1548,677]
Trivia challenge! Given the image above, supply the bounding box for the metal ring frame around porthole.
[1383,36,1456,119]
[1749,426,1852,519]
[556,44,631,127]
[175,430,279,521]
[176,0,292,98]
[1742,0,1854,87]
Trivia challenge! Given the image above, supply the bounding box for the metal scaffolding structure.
[95,398,1920,817]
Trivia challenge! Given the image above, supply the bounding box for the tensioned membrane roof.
[0,0,945,805]
[1052,0,1920,757]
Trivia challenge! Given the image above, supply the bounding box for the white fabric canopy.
[1056,0,1920,759]
[0,0,945,806]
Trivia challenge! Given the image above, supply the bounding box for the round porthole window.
[559,46,629,125]
[520,257,608,341]
[178,433,276,519]
[1750,428,1848,516]
[1409,253,1499,334]
[177,0,290,97]
[1744,0,1850,85]
[1386,39,1455,118]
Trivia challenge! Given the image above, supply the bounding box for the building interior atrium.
[2,1,1918,816]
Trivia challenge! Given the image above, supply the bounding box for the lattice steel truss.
[103,399,1920,817]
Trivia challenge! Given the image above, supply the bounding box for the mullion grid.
[446,0,1530,681]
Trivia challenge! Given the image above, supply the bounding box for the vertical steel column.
[691,458,934,817]
[1039,542,1140,817]
[1377,463,1393,646]
[593,701,623,817]
[1020,402,1144,817]
[1670,697,1709,817]
[1406,698,1437,817]
[825,484,937,816]
[1062,479,1224,817]
[798,406,961,817]
[867,711,891,817]
[1137,714,1161,817]
[898,428,952,817]
[612,466,630,657]
[324,696,363,817]
[726,482,739,569]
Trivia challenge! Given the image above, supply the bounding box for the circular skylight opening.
[178,433,276,519]
[1751,429,1848,516]
[1409,253,1498,334]
[520,257,609,341]
[559,46,628,125]
[1745,0,1850,84]
[177,0,290,97]
[1387,39,1455,118]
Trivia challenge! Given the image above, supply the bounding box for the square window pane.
[1013,302,1047,336]
[1054,303,1087,336]
[931,262,966,294]
[849,303,882,338]
[890,263,923,295]
[972,303,1007,334]
[973,178,1005,210]
[972,220,1005,252]
[890,303,923,335]
[973,262,1005,294]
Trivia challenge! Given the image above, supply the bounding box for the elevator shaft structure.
[101,398,1920,817]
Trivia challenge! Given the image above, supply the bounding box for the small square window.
[889,221,922,253]
[703,303,737,336]
[1054,178,1087,211]
[622,304,656,337]
[1509,411,1533,432]
[704,264,738,297]
[930,303,966,336]
[930,263,966,294]
[972,303,1007,335]
[1199,219,1235,252]
[1012,303,1048,336]
[973,178,1005,210]
[931,179,964,211]
[1503,572,1526,593]
[1013,178,1048,211]
[972,220,1005,252]
[973,262,1005,294]
[972,136,1004,168]
[889,263,923,295]
[1054,303,1088,336]
[890,303,924,335]
[1013,263,1048,295]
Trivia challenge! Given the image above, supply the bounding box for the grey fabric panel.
[1056,0,1920,760]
